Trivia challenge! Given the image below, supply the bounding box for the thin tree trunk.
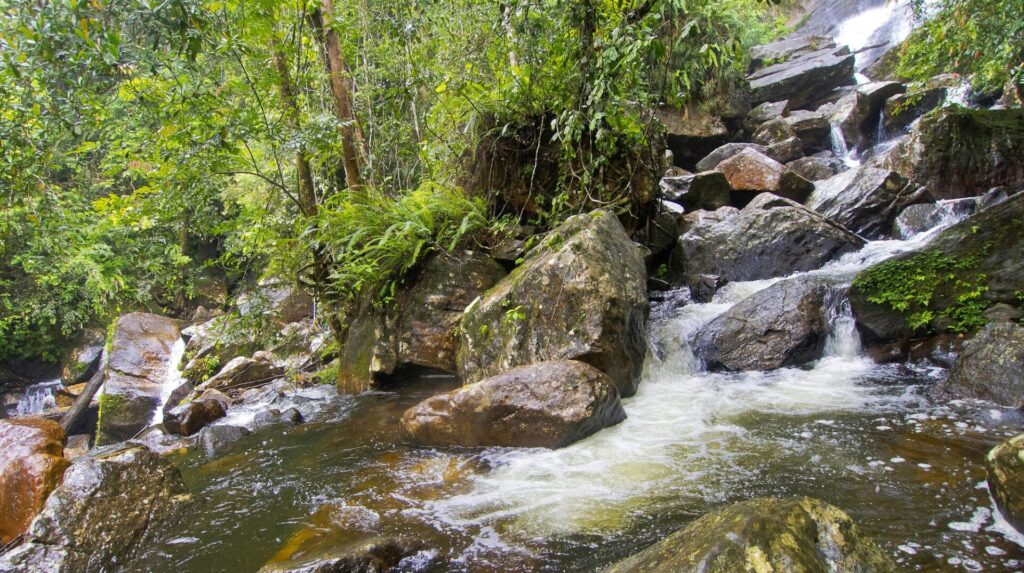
[60,355,105,435]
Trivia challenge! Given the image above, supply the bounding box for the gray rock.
[660,171,732,211]
[942,322,1024,407]
[671,194,863,287]
[892,198,978,240]
[163,399,225,437]
[783,109,830,152]
[747,100,790,126]
[752,117,797,146]
[748,45,856,108]
[806,166,926,239]
[200,424,251,457]
[402,360,625,449]
[828,91,871,151]
[986,434,1024,533]
[252,407,303,428]
[766,136,804,163]
[787,156,839,181]
[749,35,835,70]
[199,355,284,392]
[695,142,768,172]
[259,537,429,573]
[457,210,648,397]
[59,329,104,385]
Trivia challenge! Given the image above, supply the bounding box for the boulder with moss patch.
[986,434,1024,533]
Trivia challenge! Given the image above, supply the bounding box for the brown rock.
[716,148,815,204]
[164,399,226,436]
[0,418,69,543]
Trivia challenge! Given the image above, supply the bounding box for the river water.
[131,219,1024,572]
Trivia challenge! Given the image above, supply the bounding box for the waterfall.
[829,123,860,168]
[152,337,187,427]
[15,379,63,416]
[822,288,863,360]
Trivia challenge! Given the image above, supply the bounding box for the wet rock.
[603,497,895,573]
[339,251,506,393]
[715,148,816,205]
[765,136,804,164]
[787,156,839,181]
[746,100,789,126]
[694,142,768,172]
[695,276,840,371]
[252,407,303,428]
[752,117,796,146]
[850,193,1024,343]
[748,43,855,109]
[200,424,251,457]
[892,198,978,240]
[656,105,731,170]
[806,166,926,239]
[163,399,226,436]
[881,76,955,133]
[260,536,429,573]
[671,194,862,287]
[0,418,70,544]
[748,35,835,70]
[986,434,1024,532]
[402,360,625,449]
[457,210,647,397]
[783,110,830,152]
[687,274,728,304]
[199,354,284,393]
[0,445,190,573]
[828,90,871,151]
[659,171,731,211]
[880,107,1024,200]
[59,329,104,385]
[942,322,1024,407]
[97,313,181,444]
[645,202,683,257]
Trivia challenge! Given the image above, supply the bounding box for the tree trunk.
[60,355,105,435]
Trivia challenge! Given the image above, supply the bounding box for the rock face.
[747,39,855,108]
[942,323,1024,407]
[339,251,506,393]
[659,171,731,211]
[0,445,190,573]
[656,105,731,170]
[163,398,226,436]
[97,313,181,444]
[715,148,815,205]
[457,211,647,397]
[603,497,895,573]
[806,166,925,239]
[401,360,625,449]
[850,193,1024,343]
[881,107,1024,199]
[695,276,839,371]
[0,418,70,544]
[986,434,1024,532]
[671,194,863,286]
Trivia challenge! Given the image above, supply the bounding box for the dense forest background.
[1,0,1020,363]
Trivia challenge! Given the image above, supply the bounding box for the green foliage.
[852,250,990,333]
[897,0,1024,93]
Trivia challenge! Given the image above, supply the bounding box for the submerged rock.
[0,418,70,544]
[0,445,190,573]
[339,251,506,393]
[260,536,429,573]
[401,360,625,449]
[942,322,1024,408]
[695,276,840,371]
[200,424,251,457]
[603,497,895,573]
[715,148,815,205]
[671,194,863,287]
[806,166,926,239]
[457,210,647,397]
[97,313,181,444]
[986,434,1024,532]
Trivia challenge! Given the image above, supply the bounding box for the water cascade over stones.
[14,379,63,416]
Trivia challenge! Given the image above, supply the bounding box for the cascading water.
[152,337,186,427]
[15,379,63,416]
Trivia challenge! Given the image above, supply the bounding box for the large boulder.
[986,434,1024,533]
[881,75,957,133]
[655,105,731,170]
[850,193,1024,342]
[715,148,815,205]
[748,41,855,109]
[603,497,895,573]
[163,398,226,436]
[694,142,768,172]
[880,107,1024,200]
[0,445,190,573]
[659,171,731,211]
[338,251,506,393]
[748,35,834,70]
[806,166,926,239]
[670,194,863,286]
[0,418,70,544]
[457,210,647,397]
[787,156,839,181]
[197,354,284,393]
[401,360,625,449]
[752,117,797,146]
[783,110,830,152]
[941,322,1024,407]
[97,313,181,444]
[694,276,840,371]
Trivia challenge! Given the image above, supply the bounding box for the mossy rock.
[603,497,896,573]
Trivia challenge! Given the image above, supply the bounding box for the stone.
[749,35,835,70]
[457,210,648,397]
[656,105,731,170]
[806,166,926,239]
[694,142,768,172]
[694,276,841,371]
[880,107,1024,200]
[163,399,226,436]
[401,360,626,449]
[765,136,804,164]
[783,109,830,152]
[338,251,506,393]
[603,497,895,573]
[881,76,954,133]
[828,91,871,151]
[671,194,863,286]
[986,434,1024,532]
[260,537,428,573]
[63,435,90,461]
[748,44,856,109]
[198,355,284,393]
[659,171,731,211]
[645,202,682,257]
[787,156,839,181]
[715,148,816,205]
[0,445,190,573]
[0,418,69,544]
[200,424,251,457]
[942,322,1024,407]
[850,193,1024,343]
[686,274,727,303]
[179,315,254,384]
[746,100,789,126]
[59,329,104,385]
[752,117,796,146]
[252,407,303,428]
[892,198,978,240]
[97,313,181,444]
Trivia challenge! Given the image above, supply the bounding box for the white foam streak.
[152,337,186,426]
